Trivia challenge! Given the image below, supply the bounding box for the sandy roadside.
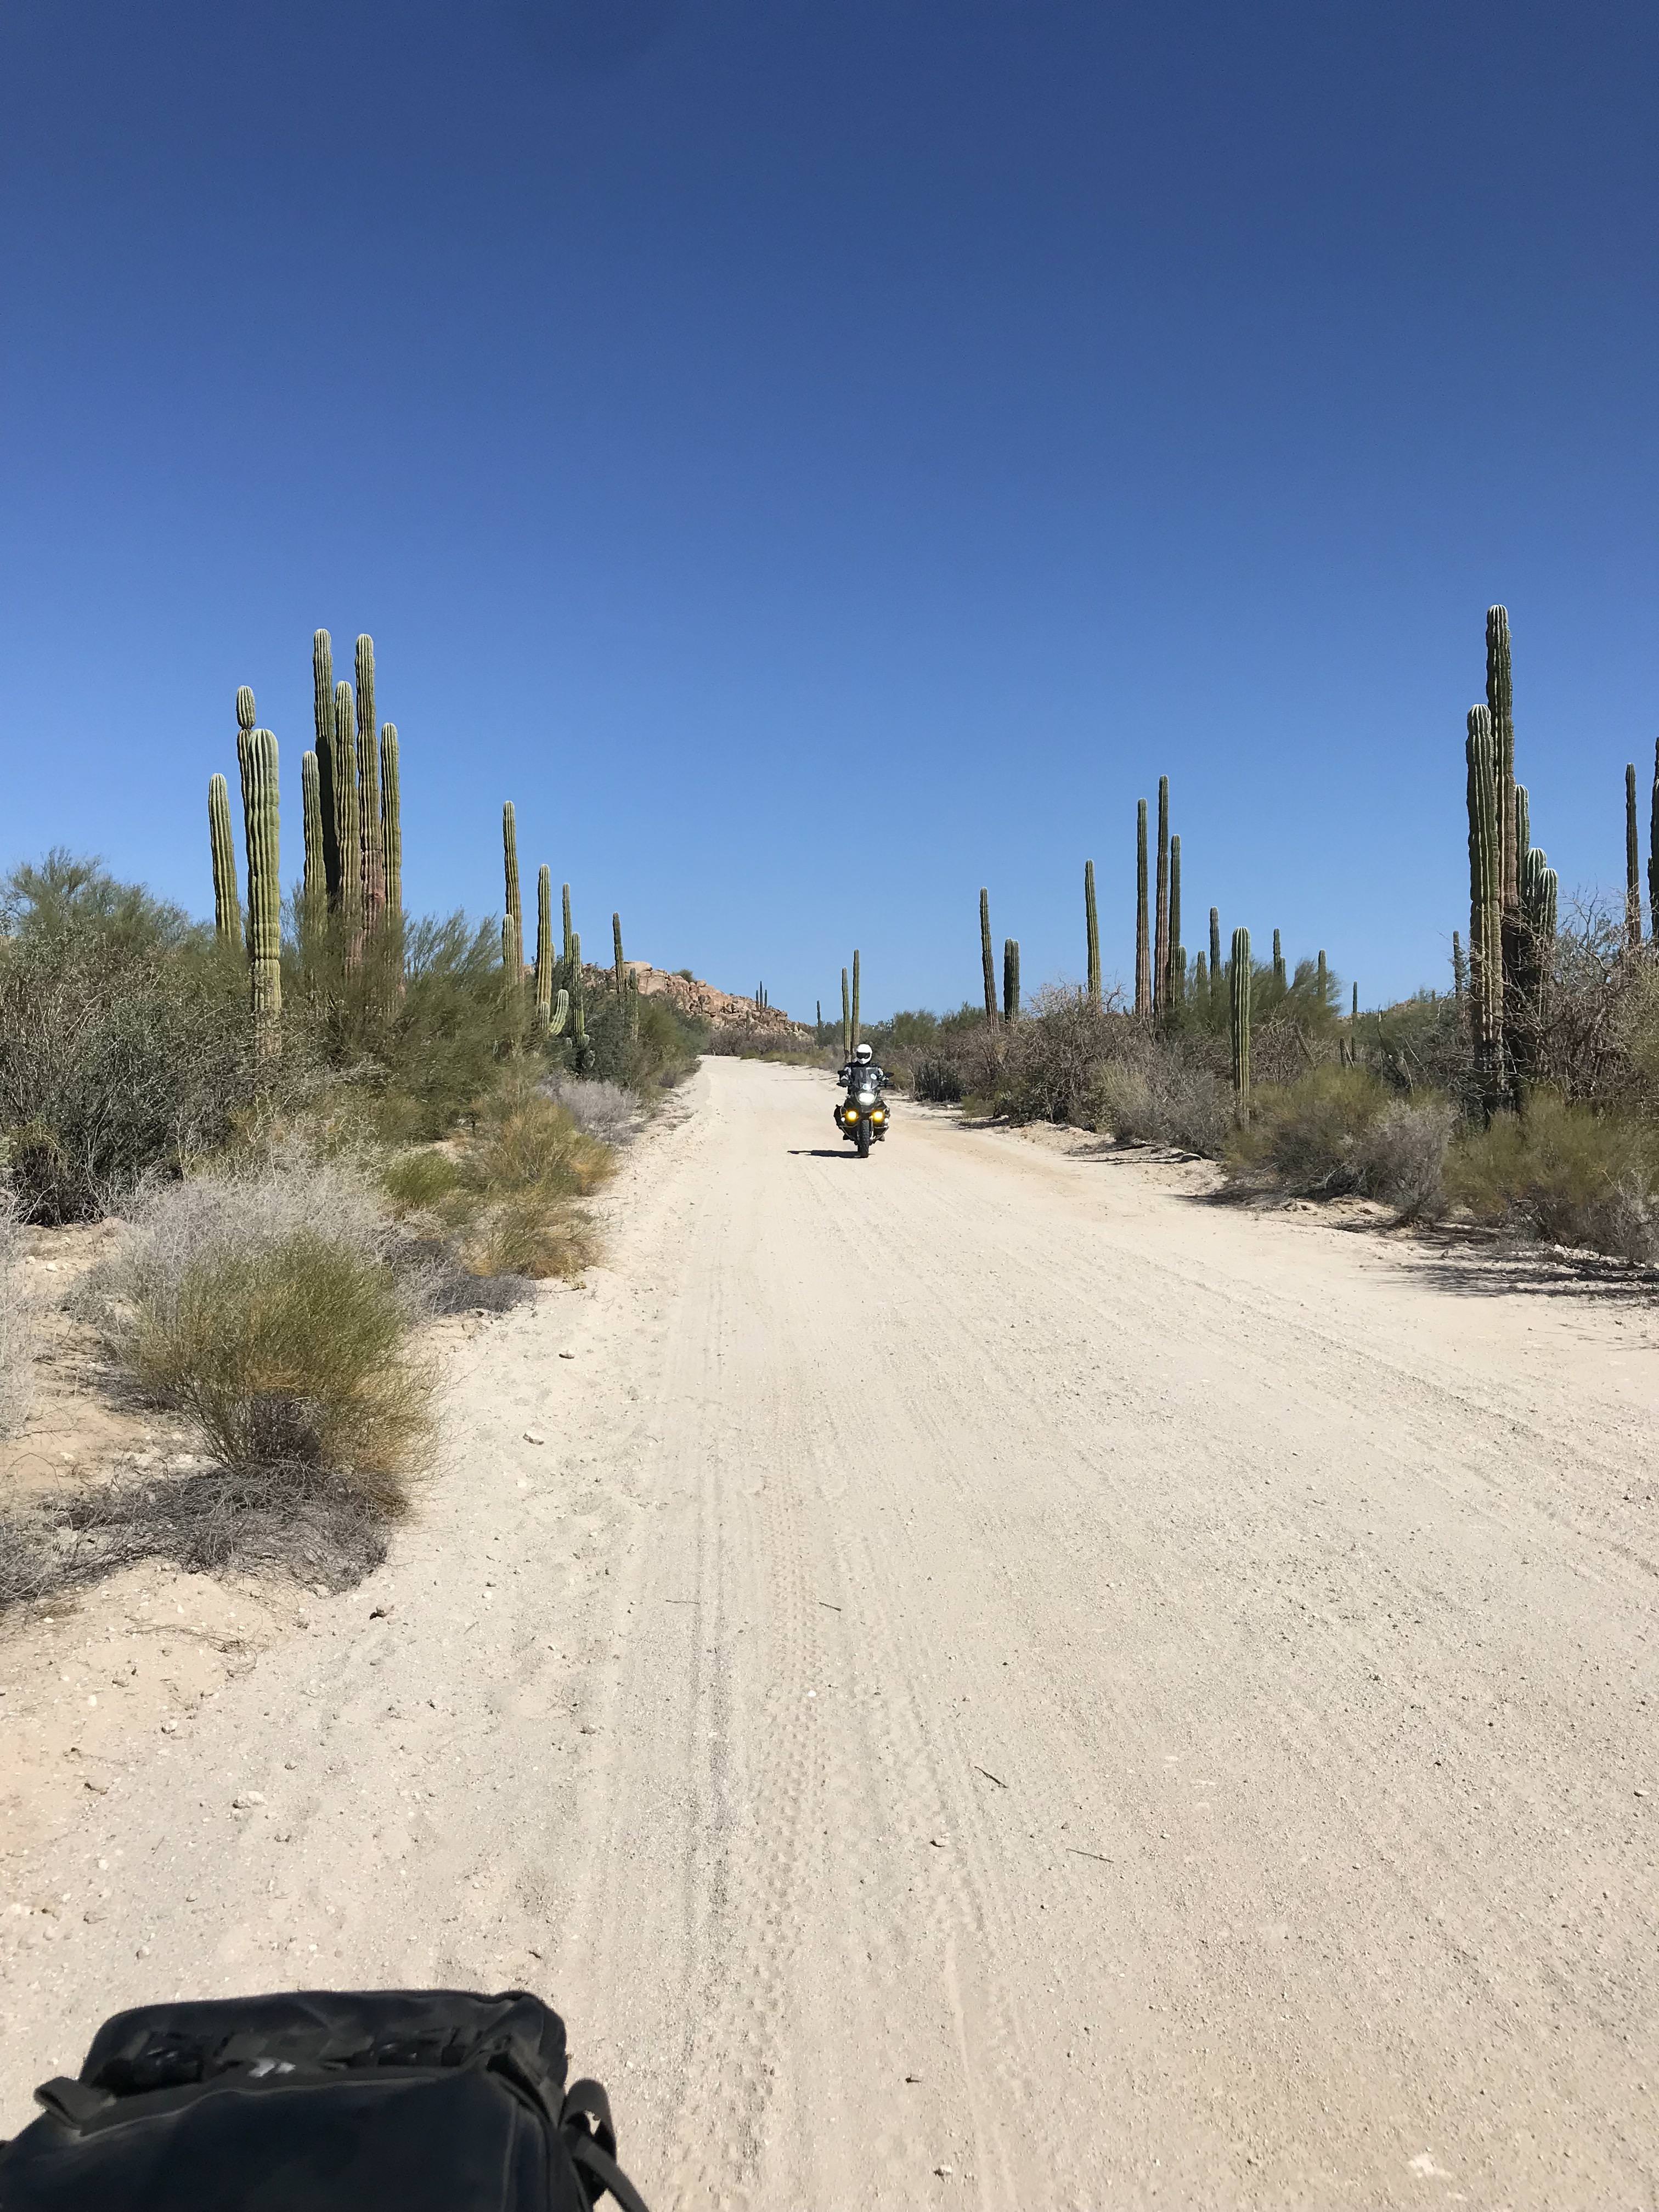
[3,1057,1657,2207]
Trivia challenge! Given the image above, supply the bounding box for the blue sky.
[2,1,1655,1018]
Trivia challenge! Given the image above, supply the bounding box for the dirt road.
[4,1057,1657,2205]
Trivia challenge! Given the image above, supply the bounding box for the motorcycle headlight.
[843,1107,859,1124]
[857,1091,876,1106]
[871,1109,885,1122]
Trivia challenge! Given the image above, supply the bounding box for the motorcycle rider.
[836,1041,890,1139]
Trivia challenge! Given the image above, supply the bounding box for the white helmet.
[854,1043,874,1063]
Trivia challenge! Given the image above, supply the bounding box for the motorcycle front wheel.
[856,1118,871,1159]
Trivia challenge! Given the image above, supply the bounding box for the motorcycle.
[836,1077,889,1158]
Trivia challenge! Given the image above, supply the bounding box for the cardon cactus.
[379,724,402,925]
[502,803,523,983]
[208,771,241,948]
[300,750,324,922]
[1193,949,1208,1002]
[1085,859,1101,1006]
[1487,606,1517,919]
[1272,929,1286,991]
[1209,907,1222,1019]
[1003,938,1020,1021]
[1465,703,1504,1106]
[535,866,555,1027]
[1626,762,1642,945]
[1154,776,1170,1016]
[356,637,385,929]
[562,881,573,964]
[852,949,862,1052]
[1316,947,1328,1006]
[1514,782,1531,871]
[1135,799,1150,1016]
[312,631,342,903]
[332,681,362,938]
[1452,930,1466,1001]
[1229,925,1251,1116]
[548,988,571,1037]
[1517,844,1559,1028]
[237,725,281,1040]
[979,889,996,1023]
[1168,833,1182,1014]
[568,930,587,1052]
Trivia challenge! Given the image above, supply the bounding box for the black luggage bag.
[0,1989,649,2212]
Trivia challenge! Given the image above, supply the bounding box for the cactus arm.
[548,988,570,1036]
[300,749,324,928]
[312,631,342,904]
[237,726,281,1040]
[1229,925,1251,1117]
[1135,800,1150,1016]
[355,637,385,929]
[332,681,362,941]
[208,771,242,948]
[535,865,554,1026]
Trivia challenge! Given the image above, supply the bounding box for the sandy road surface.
[4,1057,1658,2206]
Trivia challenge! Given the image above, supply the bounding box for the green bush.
[1446,1093,1659,1260]
[1225,1067,1456,1213]
[0,853,264,1221]
[579,989,705,1094]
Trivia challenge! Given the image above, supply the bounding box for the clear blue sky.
[3,2,1655,1017]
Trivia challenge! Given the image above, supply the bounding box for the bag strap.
[560,2081,651,2212]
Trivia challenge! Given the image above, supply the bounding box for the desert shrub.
[1226,1067,1392,1194]
[579,990,705,1093]
[1446,1093,1659,1260]
[0,853,263,1221]
[912,1055,964,1104]
[541,1073,641,1146]
[467,1193,600,1281]
[1356,1097,1457,1217]
[0,1188,33,1437]
[1089,1047,1232,1155]
[994,989,1116,1124]
[381,1147,466,1217]
[127,1232,431,1509]
[57,1158,438,1598]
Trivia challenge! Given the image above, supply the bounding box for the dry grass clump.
[540,1073,642,1146]
[381,1077,613,1283]
[49,1159,439,1597]
[0,1187,33,1437]
[1446,1093,1659,1261]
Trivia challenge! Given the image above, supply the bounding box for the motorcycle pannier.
[0,1988,650,2212]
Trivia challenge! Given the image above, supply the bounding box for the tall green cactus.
[1316,947,1328,1006]
[1168,833,1182,1014]
[979,889,996,1024]
[851,949,861,1052]
[208,771,241,948]
[1272,928,1286,991]
[300,751,324,926]
[535,865,555,1027]
[312,631,342,903]
[1626,762,1641,944]
[1209,907,1222,1021]
[1193,949,1208,1002]
[237,725,281,1040]
[1517,844,1559,1034]
[1135,799,1150,1016]
[379,724,402,924]
[1465,703,1504,1106]
[502,803,523,984]
[1084,859,1101,1006]
[561,881,573,964]
[1003,937,1020,1020]
[1153,776,1170,1016]
[1452,930,1465,1001]
[356,636,385,929]
[1514,782,1530,871]
[613,912,626,998]
[841,966,851,1062]
[1229,926,1251,1117]
[569,929,586,1053]
[1487,606,1517,918]
[332,681,362,941]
